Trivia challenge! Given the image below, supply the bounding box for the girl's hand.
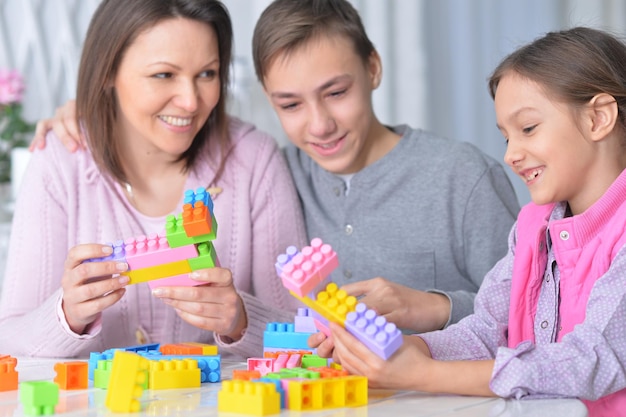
[31,99,85,152]
[330,321,432,390]
[151,268,248,341]
[307,331,336,358]
[61,244,130,334]
[342,277,451,332]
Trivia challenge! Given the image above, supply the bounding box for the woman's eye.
[522,125,537,134]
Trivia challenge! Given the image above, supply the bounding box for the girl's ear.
[368,50,383,89]
[588,93,618,142]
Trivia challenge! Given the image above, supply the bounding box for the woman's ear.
[588,93,618,141]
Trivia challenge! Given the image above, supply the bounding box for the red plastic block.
[344,302,403,360]
[123,233,198,270]
[0,356,18,392]
[182,201,214,237]
[54,361,88,390]
[279,238,338,298]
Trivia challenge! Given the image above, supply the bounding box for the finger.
[329,322,373,374]
[31,120,52,151]
[341,279,374,297]
[64,275,129,305]
[188,268,233,285]
[65,244,116,268]
[307,331,326,349]
[315,336,336,358]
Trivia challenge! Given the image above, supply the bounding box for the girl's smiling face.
[494,72,602,214]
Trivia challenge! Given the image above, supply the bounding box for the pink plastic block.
[280,238,338,298]
[313,317,330,337]
[286,354,301,369]
[294,308,318,333]
[247,358,274,376]
[147,272,199,289]
[124,233,198,270]
[344,303,403,360]
[273,354,288,372]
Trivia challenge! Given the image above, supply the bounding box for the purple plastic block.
[344,303,403,360]
[294,308,318,333]
[84,240,126,263]
[275,246,299,276]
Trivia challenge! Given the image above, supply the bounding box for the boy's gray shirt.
[283,125,520,327]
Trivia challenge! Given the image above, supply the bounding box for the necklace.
[123,181,223,205]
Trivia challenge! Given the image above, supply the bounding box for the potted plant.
[0,69,35,185]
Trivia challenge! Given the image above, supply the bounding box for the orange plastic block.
[54,361,88,390]
[159,343,203,355]
[232,369,261,381]
[218,380,281,416]
[182,202,214,237]
[307,366,349,378]
[291,282,357,327]
[105,351,149,413]
[263,350,312,359]
[181,342,218,355]
[0,356,18,392]
[149,359,201,390]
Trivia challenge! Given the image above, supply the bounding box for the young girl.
[0,0,306,359]
[329,27,626,416]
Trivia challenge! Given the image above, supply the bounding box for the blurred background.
[1,0,626,207]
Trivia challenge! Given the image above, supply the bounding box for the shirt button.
[540,320,548,329]
[345,224,353,235]
[559,231,570,241]
[333,187,341,196]
[545,274,551,283]
[344,270,352,279]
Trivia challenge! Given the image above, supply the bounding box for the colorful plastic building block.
[158,354,221,383]
[294,307,318,333]
[123,233,198,270]
[149,359,201,389]
[165,213,217,248]
[344,302,403,359]
[93,359,112,389]
[287,375,367,410]
[301,354,328,369]
[0,356,18,392]
[88,351,114,380]
[19,381,59,416]
[233,369,262,381]
[53,361,88,390]
[263,322,313,350]
[291,282,357,329]
[105,351,149,413]
[218,380,281,416]
[182,201,214,237]
[183,187,213,212]
[187,242,218,270]
[278,238,338,297]
[179,342,218,355]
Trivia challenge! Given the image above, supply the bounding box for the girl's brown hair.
[76,0,233,185]
[489,27,626,135]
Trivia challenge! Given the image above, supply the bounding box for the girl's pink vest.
[507,172,626,417]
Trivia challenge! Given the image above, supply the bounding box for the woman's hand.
[61,244,130,334]
[30,99,85,152]
[151,268,248,341]
[342,277,451,332]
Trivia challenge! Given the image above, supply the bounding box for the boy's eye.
[329,89,346,97]
[280,102,298,111]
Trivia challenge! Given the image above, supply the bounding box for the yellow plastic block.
[287,376,368,410]
[218,380,280,416]
[122,259,192,284]
[105,351,149,413]
[149,359,201,390]
[291,282,357,327]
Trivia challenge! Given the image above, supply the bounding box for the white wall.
[1,0,626,205]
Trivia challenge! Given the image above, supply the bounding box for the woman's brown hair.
[76,0,233,185]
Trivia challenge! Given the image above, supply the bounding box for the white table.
[0,357,588,417]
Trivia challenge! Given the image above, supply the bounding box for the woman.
[0,0,306,359]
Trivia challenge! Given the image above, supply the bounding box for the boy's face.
[262,35,381,174]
